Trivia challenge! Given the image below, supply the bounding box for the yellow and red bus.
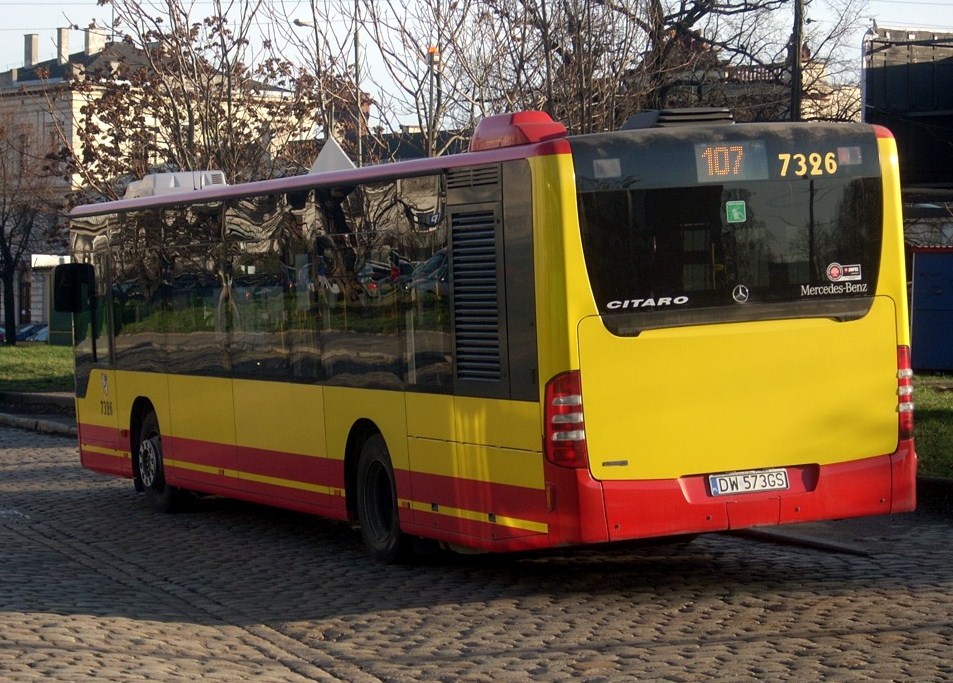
[54,110,916,562]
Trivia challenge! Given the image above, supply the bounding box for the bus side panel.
[456,398,545,541]
[529,152,591,386]
[406,392,456,533]
[78,369,176,483]
[453,396,540,453]
[232,379,341,512]
[76,368,127,477]
[406,464,548,542]
[116,370,171,477]
[323,385,408,517]
[404,396,547,543]
[163,375,238,492]
[876,133,912,348]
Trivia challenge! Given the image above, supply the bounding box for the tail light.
[544,371,589,468]
[897,346,914,441]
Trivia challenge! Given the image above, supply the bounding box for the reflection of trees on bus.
[75,173,452,389]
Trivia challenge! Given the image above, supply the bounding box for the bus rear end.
[551,122,915,543]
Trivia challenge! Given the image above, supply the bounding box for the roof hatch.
[124,171,227,199]
[621,108,735,129]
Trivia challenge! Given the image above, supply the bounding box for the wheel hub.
[138,437,160,488]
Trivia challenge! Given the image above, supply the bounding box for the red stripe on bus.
[163,435,234,471]
[228,484,348,518]
[78,423,130,477]
[78,422,126,449]
[79,447,129,478]
[408,470,548,525]
[235,444,345,489]
[404,509,545,545]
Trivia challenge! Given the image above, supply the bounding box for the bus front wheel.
[356,434,411,563]
[137,412,187,513]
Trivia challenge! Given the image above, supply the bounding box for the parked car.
[26,326,49,342]
[407,249,450,297]
[357,257,413,297]
[15,323,45,341]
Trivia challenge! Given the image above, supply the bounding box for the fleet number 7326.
[778,152,838,177]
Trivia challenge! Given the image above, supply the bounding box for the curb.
[0,411,77,437]
[0,391,75,416]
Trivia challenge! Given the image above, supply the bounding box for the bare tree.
[437,0,650,133]
[52,0,871,202]
[0,116,64,345]
[359,0,870,139]
[264,0,370,156]
[362,0,477,158]
[799,0,868,122]
[60,0,324,200]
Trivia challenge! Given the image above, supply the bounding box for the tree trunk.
[3,269,17,346]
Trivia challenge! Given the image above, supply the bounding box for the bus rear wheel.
[356,434,412,563]
[137,412,187,513]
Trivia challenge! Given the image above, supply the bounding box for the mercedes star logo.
[732,284,750,304]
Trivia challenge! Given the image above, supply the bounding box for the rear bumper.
[577,440,918,543]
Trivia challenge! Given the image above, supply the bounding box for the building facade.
[0,27,111,335]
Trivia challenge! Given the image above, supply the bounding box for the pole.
[293,17,328,142]
[428,46,440,156]
[541,0,553,116]
[791,0,803,121]
[354,0,362,167]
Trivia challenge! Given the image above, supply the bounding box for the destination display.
[694,140,769,183]
[694,140,869,183]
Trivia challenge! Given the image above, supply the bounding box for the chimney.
[85,23,105,56]
[57,28,70,65]
[24,34,39,67]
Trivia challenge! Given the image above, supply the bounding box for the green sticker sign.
[725,200,747,224]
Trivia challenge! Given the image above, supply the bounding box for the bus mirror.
[53,263,96,313]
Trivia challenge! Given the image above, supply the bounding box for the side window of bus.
[400,176,451,391]
[307,176,450,390]
[72,250,112,368]
[110,209,173,373]
[109,204,231,376]
[317,184,403,389]
[224,196,292,380]
[92,252,112,363]
[171,235,229,377]
[285,190,323,380]
[67,220,113,369]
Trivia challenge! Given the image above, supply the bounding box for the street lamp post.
[427,45,442,157]
[293,17,332,143]
[295,6,362,167]
[354,0,362,167]
[791,0,804,121]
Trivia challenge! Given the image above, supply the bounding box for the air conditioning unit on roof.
[124,170,227,199]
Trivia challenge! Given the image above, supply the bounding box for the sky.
[2,0,953,74]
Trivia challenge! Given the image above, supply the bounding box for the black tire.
[356,434,412,563]
[137,412,188,513]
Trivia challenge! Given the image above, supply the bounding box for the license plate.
[709,468,789,496]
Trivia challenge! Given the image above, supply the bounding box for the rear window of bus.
[571,125,884,335]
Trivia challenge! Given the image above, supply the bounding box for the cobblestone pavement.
[2,426,952,682]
